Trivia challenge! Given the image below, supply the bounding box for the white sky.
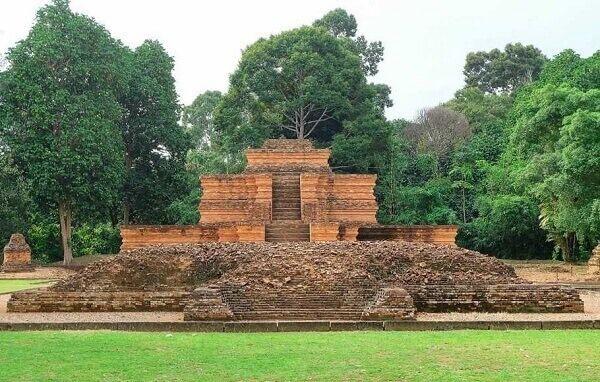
[1,0,598,119]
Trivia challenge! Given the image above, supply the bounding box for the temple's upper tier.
[245,139,331,173]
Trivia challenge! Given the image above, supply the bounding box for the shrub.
[27,223,62,263]
[72,223,121,256]
[457,195,552,259]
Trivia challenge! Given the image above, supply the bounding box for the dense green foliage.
[0,0,127,263]
[464,43,547,94]
[1,331,600,381]
[120,40,190,224]
[0,0,190,262]
[0,3,597,262]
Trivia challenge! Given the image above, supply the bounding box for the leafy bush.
[457,195,552,259]
[27,223,62,263]
[72,223,121,256]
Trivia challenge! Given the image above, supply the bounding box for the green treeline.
[0,2,598,263]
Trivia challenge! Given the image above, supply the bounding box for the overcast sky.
[1,0,598,119]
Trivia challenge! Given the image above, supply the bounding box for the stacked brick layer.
[358,225,458,246]
[120,225,218,251]
[199,174,272,223]
[405,284,584,313]
[301,173,378,224]
[8,290,190,312]
[589,244,600,274]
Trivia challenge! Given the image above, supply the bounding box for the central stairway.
[220,281,381,320]
[266,173,310,242]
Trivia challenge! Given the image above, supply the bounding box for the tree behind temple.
[120,40,190,224]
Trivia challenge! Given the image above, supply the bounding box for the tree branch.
[303,108,332,138]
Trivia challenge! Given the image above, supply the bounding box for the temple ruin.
[120,139,457,249]
[7,139,584,320]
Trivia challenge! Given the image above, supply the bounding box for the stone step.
[265,238,310,242]
[271,211,301,217]
[265,229,309,235]
[265,232,310,237]
[265,229,310,235]
[272,207,302,212]
[271,217,302,221]
[272,202,300,207]
[265,236,311,242]
[236,310,363,320]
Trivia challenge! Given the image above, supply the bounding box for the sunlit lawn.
[0,330,598,381]
[0,279,51,294]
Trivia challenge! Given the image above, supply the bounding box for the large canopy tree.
[119,40,190,224]
[214,26,367,145]
[464,43,547,94]
[214,11,392,173]
[0,0,126,264]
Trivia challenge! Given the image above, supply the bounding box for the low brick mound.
[7,242,584,319]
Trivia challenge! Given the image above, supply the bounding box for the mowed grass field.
[0,279,51,294]
[0,330,598,381]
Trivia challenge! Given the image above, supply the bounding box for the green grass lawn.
[0,279,51,294]
[0,330,598,381]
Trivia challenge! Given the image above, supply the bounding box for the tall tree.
[119,40,190,224]
[214,25,372,153]
[0,0,126,264]
[464,43,547,94]
[313,8,384,76]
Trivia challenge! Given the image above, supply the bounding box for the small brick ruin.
[2,233,34,273]
[8,242,584,319]
[589,243,600,275]
[120,139,458,249]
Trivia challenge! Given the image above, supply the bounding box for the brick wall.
[199,174,272,223]
[404,284,584,313]
[8,289,191,312]
[358,225,458,246]
[120,224,265,251]
[245,139,331,173]
[120,225,219,251]
[301,174,378,224]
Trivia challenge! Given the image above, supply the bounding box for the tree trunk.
[58,201,73,265]
[558,232,577,263]
[123,202,130,224]
[298,106,305,138]
[462,186,466,223]
[123,151,132,224]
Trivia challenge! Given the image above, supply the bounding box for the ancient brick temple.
[120,139,457,250]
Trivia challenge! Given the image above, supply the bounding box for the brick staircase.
[271,173,301,220]
[220,280,380,320]
[266,173,310,242]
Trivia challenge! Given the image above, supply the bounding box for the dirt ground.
[506,260,600,284]
[0,267,76,280]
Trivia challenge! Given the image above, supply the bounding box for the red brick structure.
[120,139,457,250]
[589,243,600,274]
[2,233,34,273]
